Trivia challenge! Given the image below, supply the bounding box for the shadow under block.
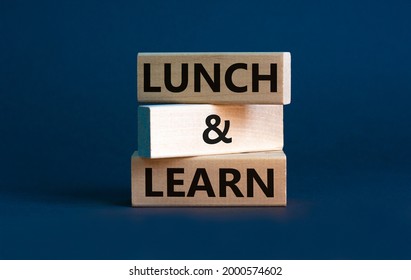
[137,52,291,104]
[138,104,283,158]
[131,151,286,207]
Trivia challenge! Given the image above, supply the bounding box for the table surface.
[1,154,410,259]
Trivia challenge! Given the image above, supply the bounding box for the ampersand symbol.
[202,114,232,144]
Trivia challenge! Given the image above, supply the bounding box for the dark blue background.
[1,0,410,259]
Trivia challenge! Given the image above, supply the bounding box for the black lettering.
[167,168,185,197]
[194,63,220,92]
[144,64,161,92]
[252,63,277,92]
[225,63,247,92]
[187,168,216,197]
[247,169,274,197]
[219,168,244,197]
[145,168,163,197]
[165,63,188,92]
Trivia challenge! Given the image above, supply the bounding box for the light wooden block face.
[138,104,283,158]
[137,52,291,104]
[131,151,286,207]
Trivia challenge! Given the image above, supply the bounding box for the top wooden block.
[137,52,291,104]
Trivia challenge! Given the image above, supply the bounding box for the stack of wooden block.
[132,53,291,206]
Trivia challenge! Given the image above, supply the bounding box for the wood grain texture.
[138,104,283,158]
[131,150,286,207]
[137,52,291,104]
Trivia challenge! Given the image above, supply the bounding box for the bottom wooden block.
[131,151,286,207]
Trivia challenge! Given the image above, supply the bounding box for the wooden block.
[131,151,286,207]
[138,104,283,158]
[137,52,291,104]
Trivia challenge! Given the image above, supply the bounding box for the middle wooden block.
[138,104,283,158]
